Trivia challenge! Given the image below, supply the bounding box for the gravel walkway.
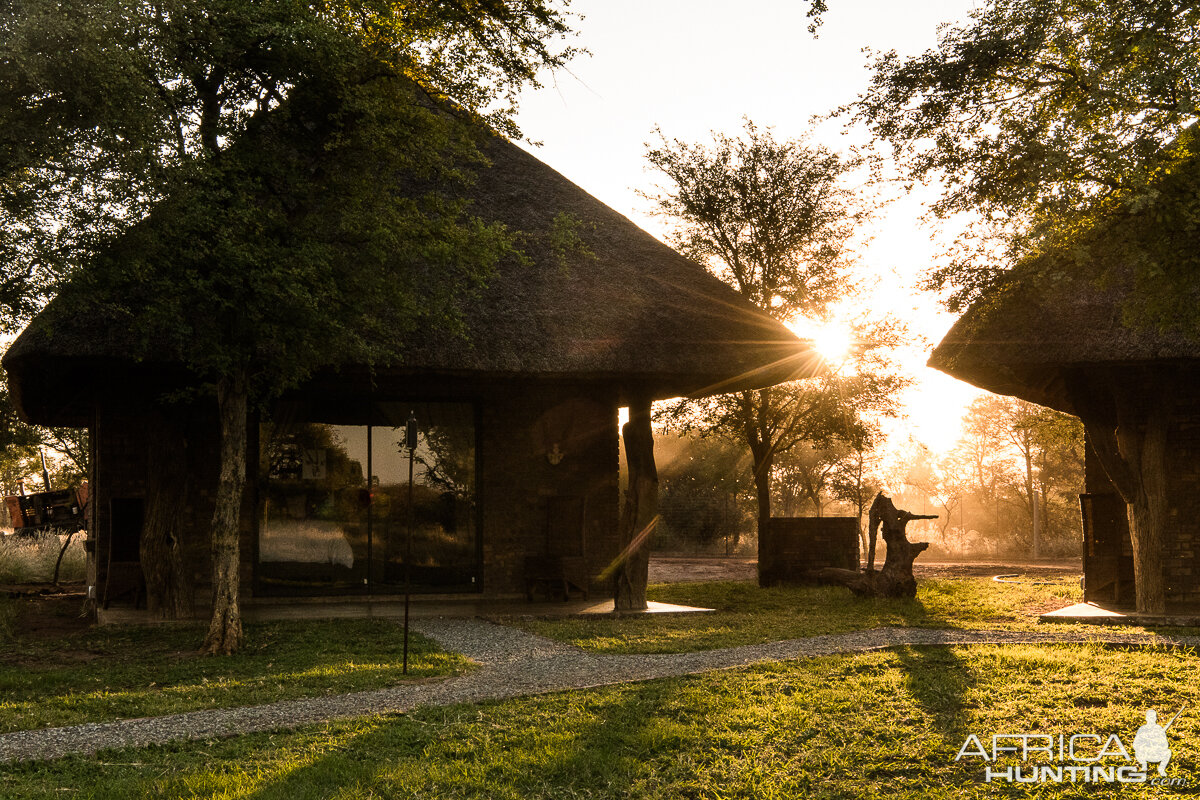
[2,620,1198,763]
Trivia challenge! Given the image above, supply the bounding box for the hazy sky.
[513,0,990,456]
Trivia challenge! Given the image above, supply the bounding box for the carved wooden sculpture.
[816,492,934,598]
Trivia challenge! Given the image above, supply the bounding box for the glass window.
[369,402,478,593]
[256,403,478,596]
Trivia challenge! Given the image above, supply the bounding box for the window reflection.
[257,404,478,596]
[370,403,477,592]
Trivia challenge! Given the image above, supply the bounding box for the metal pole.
[403,412,417,675]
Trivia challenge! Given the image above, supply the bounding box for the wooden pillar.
[613,396,658,611]
[1071,367,1169,615]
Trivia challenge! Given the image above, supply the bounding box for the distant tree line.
[656,394,1084,560]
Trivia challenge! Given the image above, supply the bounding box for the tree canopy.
[0,0,577,327]
[644,120,903,534]
[2,0,579,652]
[644,119,860,320]
[852,0,1200,310]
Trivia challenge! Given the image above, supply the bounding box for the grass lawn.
[0,617,471,733]
[5,643,1198,798]
[510,577,1097,654]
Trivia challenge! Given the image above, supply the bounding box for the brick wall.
[93,398,222,607]
[758,517,859,587]
[1083,394,1200,606]
[478,384,620,597]
[1163,396,1200,603]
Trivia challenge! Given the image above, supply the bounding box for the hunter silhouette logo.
[1134,707,1184,777]
[955,705,1189,786]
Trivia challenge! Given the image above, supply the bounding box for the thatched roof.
[929,153,1200,415]
[5,124,818,424]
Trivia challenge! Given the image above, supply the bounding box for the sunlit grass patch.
[0,618,471,733]
[5,643,1197,799]
[513,577,1093,654]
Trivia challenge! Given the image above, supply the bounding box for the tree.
[828,436,884,552]
[817,492,934,597]
[645,120,896,536]
[775,441,847,518]
[657,433,754,552]
[943,395,1084,557]
[1,1,578,323]
[2,1,577,652]
[852,0,1200,311]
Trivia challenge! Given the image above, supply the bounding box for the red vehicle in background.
[4,451,88,537]
[5,485,88,537]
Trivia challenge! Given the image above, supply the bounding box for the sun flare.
[785,318,854,364]
[812,326,854,363]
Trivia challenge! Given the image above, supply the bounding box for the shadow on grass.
[221,683,667,799]
[894,645,976,748]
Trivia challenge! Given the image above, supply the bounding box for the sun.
[811,325,854,363]
[785,318,854,364]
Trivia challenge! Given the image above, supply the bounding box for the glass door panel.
[370,402,479,593]
[258,423,370,595]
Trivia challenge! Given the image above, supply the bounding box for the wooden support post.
[1071,368,1168,615]
[613,396,658,611]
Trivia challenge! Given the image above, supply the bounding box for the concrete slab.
[1040,601,1200,627]
[576,600,714,615]
[97,596,714,625]
[1041,602,1131,621]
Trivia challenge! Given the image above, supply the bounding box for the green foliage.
[68,74,519,404]
[644,120,901,524]
[0,0,579,329]
[644,119,860,318]
[935,395,1084,557]
[544,211,596,271]
[1047,143,1200,340]
[852,0,1200,310]
[3,2,580,650]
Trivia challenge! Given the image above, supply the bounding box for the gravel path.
[2,620,1197,763]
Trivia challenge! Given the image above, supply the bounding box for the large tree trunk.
[613,397,658,611]
[816,493,933,598]
[203,374,247,654]
[1084,408,1168,614]
[750,440,772,547]
[141,409,193,618]
[1079,377,1168,616]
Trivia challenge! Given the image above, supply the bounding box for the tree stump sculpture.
[815,492,935,598]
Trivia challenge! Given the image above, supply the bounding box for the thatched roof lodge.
[929,151,1200,614]
[5,128,819,614]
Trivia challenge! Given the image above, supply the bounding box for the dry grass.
[0,533,86,584]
